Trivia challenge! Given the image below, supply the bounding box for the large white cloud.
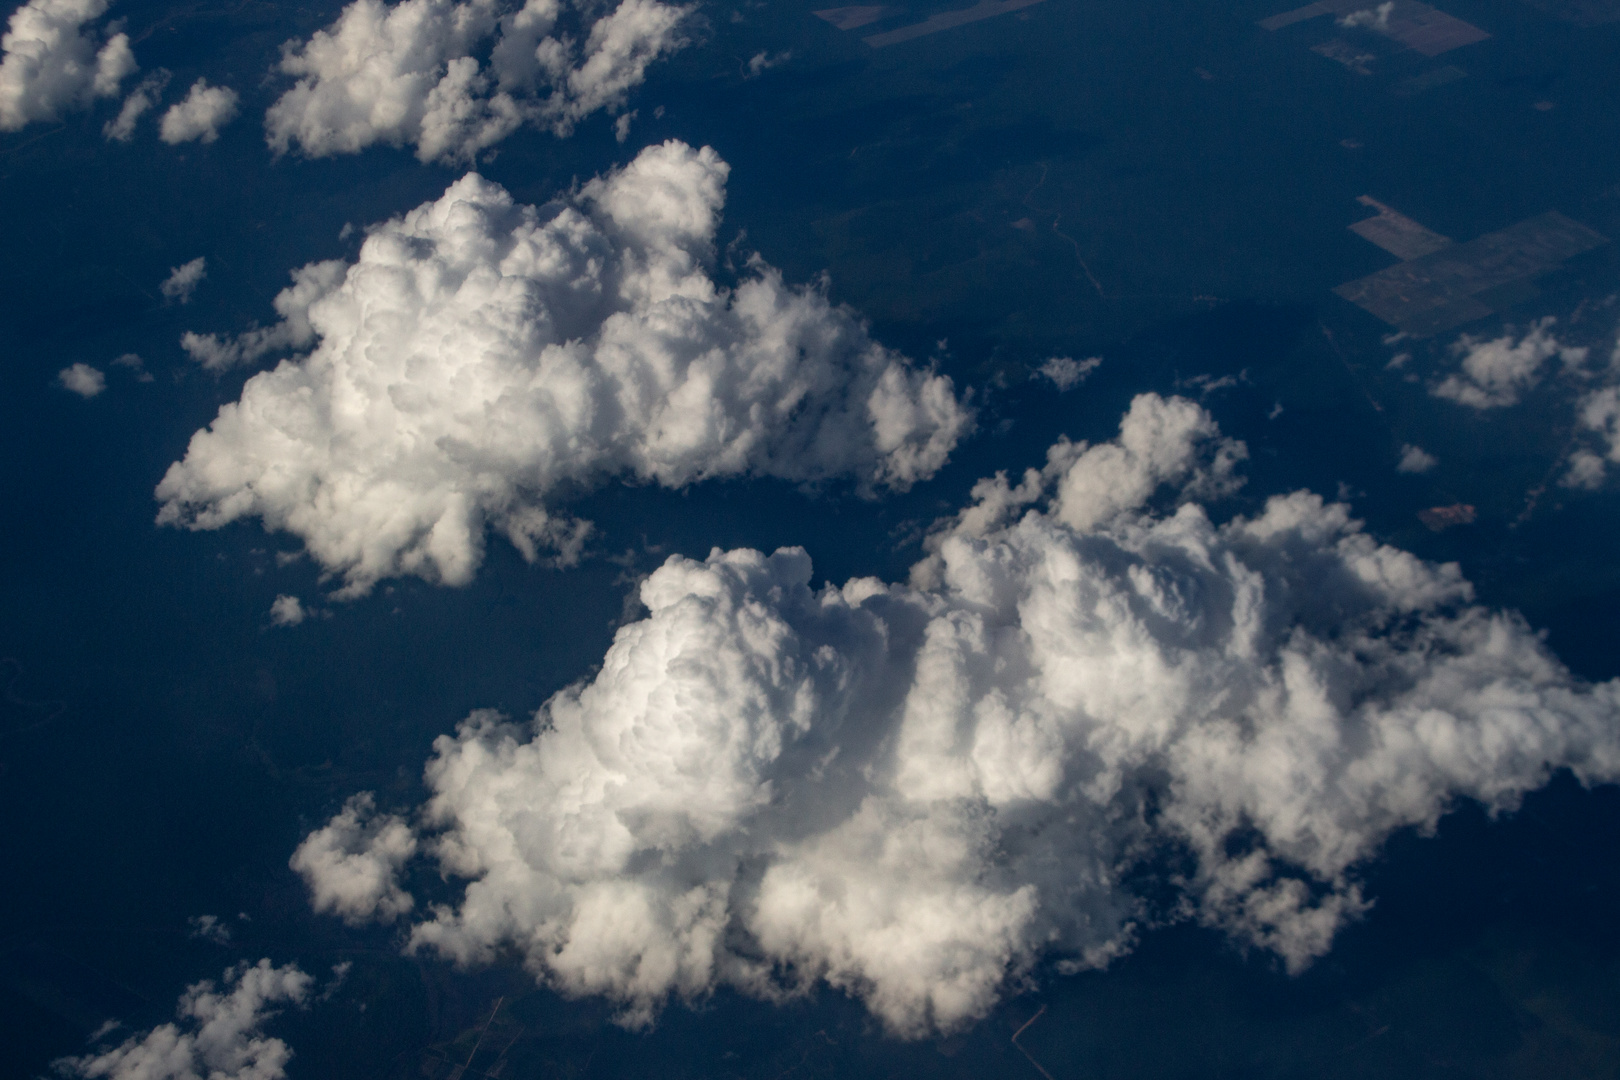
[293,393,1620,1036]
[56,960,312,1080]
[157,141,971,597]
[0,0,134,131]
[263,0,690,163]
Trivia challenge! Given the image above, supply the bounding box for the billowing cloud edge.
[293,392,1620,1037]
[156,140,972,597]
[0,0,135,132]
[55,960,313,1080]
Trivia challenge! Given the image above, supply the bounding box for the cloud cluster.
[159,78,238,144]
[57,960,311,1080]
[1426,316,1620,489]
[1567,380,1620,488]
[1431,318,1587,409]
[0,0,134,131]
[157,141,971,596]
[294,393,1620,1036]
[263,0,691,163]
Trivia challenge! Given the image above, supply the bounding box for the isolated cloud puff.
[157,141,972,596]
[290,793,416,923]
[58,362,105,396]
[268,594,306,626]
[159,78,238,143]
[1396,443,1436,474]
[161,256,206,303]
[294,393,1620,1036]
[1036,354,1100,391]
[263,0,691,164]
[56,960,311,1080]
[0,0,134,131]
[1431,318,1587,409]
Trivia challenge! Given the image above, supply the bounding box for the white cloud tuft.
[1338,1,1393,29]
[295,393,1620,1036]
[1035,354,1100,391]
[58,362,105,397]
[268,594,306,626]
[156,142,972,597]
[189,914,232,944]
[160,256,206,303]
[289,793,416,924]
[0,0,134,131]
[743,50,789,78]
[56,960,312,1080]
[102,67,165,140]
[1396,443,1436,474]
[158,78,238,143]
[263,0,691,164]
[1565,384,1620,488]
[1432,318,1588,410]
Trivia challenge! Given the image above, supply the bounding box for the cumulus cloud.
[1431,318,1588,410]
[111,351,153,381]
[743,50,789,78]
[290,793,416,924]
[1565,383,1620,488]
[1338,1,1392,30]
[102,67,165,140]
[296,392,1620,1036]
[189,913,232,944]
[161,257,206,303]
[56,960,311,1080]
[1396,443,1436,474]
[263,0,691,164]
[1035,354,1100,391]
[268,594,306,626]
[58,362,105,397]
[158,78,238,143]
[0,0,134,131]
[156,142,971,597]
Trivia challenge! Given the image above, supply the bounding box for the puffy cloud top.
[290,792,416,922]
[264,0,691,163]
[1432,318,1587,410]
[161,256,206,303]
[57,960,312,1080]
[294,394,1620,1036]
[58,361,106,397]
[1567,383,1620,488]
[159,78,238,144]
[157,142,971,596]
[0,0,134,131]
